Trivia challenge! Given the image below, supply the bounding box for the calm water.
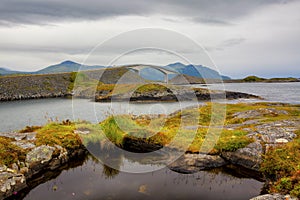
[194,82,300,104]
[23,156,263,200]
[0,99,199,132]
[2,82,297,199]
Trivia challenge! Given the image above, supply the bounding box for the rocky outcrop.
[95,87,260,102]
[168,154,227,173]
[0,73,72,101]
[0,132,87,200]
[0,72,260,102]
[221,142,263,171]
[219,107,300,172]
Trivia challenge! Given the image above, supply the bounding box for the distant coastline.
[0,71,260,102]
[224,75,300,83]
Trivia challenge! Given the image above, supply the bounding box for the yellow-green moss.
[35,122,82,150]
[261,130,300,198]
[0,137,26,166]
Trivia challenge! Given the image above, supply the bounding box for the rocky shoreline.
[0,73,260,102]
[95,87,260,102]
[0,132,87,200]
[0,104,299,199]
[0,73,73,101]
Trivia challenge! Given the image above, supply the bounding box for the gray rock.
[0,165,7,173]
[11,163,18,172]
[0,132,37,141]
[12,141,36,149]
[24,132,37,141]
[221,142,263,171]
[0,172,26,195]
[168,154,227,174]
[0,132,26,141]
[26,145,55,165]
[250,194,298,200]
[233,108,288,119]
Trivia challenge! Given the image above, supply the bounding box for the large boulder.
[168,154,227,174]
[221,142,263,171]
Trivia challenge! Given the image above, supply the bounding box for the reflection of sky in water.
[24,156,263,200]
[0,98,199,132]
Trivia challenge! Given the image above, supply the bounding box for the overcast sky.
[0,0,299,78]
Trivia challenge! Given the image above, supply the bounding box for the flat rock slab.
[0,132,36,141]
[26,145,55,165]
[233,108,288,119]
[168,154,227,174]
[12,141,35,149]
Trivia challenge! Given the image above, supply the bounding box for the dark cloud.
[0,0,296,26]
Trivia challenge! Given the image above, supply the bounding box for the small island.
[225,75,300,83]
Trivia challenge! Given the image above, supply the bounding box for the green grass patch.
[69,72,99,92]
[214,129,253,152]
[261,130,300,198]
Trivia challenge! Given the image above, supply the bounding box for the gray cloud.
[0,0,296,26]
[206,38,246,51]
[191,17,233,26]
[220,38,246,47]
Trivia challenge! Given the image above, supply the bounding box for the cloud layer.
[0,0,294,25]
[0,0,299,78]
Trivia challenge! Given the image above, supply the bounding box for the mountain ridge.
[0,60,231,80]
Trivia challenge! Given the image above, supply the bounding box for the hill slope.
[163,62,231,80]
[36,61,105,74]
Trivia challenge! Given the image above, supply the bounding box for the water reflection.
[85,138,181,173]
[18,141,265,200]
[23,153,264,200]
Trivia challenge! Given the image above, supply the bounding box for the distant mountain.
[0,67,16,75]
[36,60,105,74]
[0,61,230,82]
[139,68,177,81]
[0,61,106,76]
[163,62,231,80]
[139,62,230,81]
[0,67,31,75]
